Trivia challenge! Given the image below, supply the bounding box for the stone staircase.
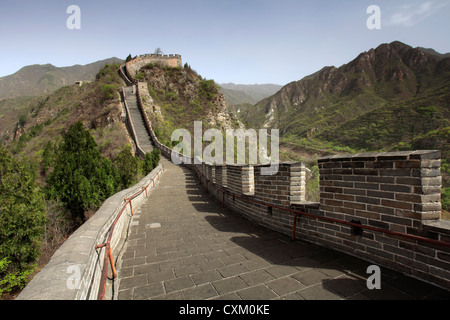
[123,85,153,154]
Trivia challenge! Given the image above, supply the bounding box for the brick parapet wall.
[214,165,227,187]
[135,81,450,291]
[253,163,306,207]
[318,150,442,230]
[125,54,182,78]
[226,165,254,196]
[314,150,450,289]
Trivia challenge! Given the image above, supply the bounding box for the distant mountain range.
[0,57,123,100]
[239,41,450,161]
[219,83,282,106]
[0,57,280,108]
[2,43,449,164]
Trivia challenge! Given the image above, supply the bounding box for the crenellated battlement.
[137,53,182,59]
[125,53,182,79]
[133,81,450,290]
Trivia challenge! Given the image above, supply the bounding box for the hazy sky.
[0,0,449,85]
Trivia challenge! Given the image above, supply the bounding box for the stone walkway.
[115,158,450,300]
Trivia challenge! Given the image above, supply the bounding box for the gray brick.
[133,283,165,300]
[381,199,413,211]
[174,264,202,278]
[217,264,248,278]
[291,269,332,286]
[236,285,278,300]
[264,265,300,278]
[356,196,381,205]
[212,276,248,294]
[164,276,196,294]
[354,182,380,190]
[298,284,344,300]
[147,270,175,284]
[182,283,219,300]
[192,270,223,285]
[380,169,412,177]
[266,277,306,295]
[353,168,379,176]
[380,184,411,193]
[239,270,275,286]
[381,214,412,226]
[119,274,148,290]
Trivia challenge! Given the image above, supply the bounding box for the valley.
[0,40,449,299]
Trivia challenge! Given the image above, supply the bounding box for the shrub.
[18,114,27,127]
[42,141,55,174]
[142,149,161,175]
[114,145,140,189]
[306,165,320,202]
[0,146,46,295]
[442,188,450,211]
[135,72,145,81]
[0,258,35,297]
[166,92,178,101]
[417,106,438,116]
[199,79,218,101]
[100,84,117,100]
[153,126,162,141]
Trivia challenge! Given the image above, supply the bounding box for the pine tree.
[46,122,119,222]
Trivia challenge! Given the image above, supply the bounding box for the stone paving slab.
[115,158,450,300]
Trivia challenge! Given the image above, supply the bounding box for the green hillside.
[4,63,130,166]
[238,41,450,207]
[136,63,242,148]
[318,80,450,157]
[0,58,123,100]
[239,41,449,160]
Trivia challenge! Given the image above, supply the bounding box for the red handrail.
[96,165,163,300]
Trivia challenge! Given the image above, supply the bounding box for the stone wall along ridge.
[125,54,182,78]
[132,76,450,291]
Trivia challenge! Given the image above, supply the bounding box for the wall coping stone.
[319,150,441,162]
[422,220,450,236]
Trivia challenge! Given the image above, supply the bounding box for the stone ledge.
[16,165,163,300]
[319,150,441,163]
[291,201,320,208]
[422,219,450,236]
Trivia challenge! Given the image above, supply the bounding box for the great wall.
[17,54,450,300]
[124,54,182,79]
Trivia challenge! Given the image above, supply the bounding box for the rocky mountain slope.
[134,63,244,146]
[1,57,245,169]
[0,57,123,100]
[1,63,132,171]
[241,41,449,160]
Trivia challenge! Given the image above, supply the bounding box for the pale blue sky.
[0,0,449,84]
